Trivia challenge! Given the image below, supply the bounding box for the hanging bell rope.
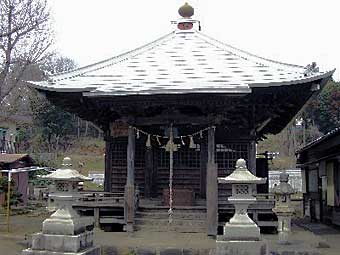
[168,124,174,224]
[129,124,216,225]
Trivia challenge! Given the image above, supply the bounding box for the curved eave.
[249,69,335,88]
[27,68,334,96]
[82,87,252,97]
[27,80,94,93]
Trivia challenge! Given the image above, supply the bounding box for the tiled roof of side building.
[28,20,334,96]
[296,127,340,153]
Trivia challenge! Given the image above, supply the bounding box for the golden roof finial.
[178,2,194,18]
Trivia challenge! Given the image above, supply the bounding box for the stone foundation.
[22,246,100,255]
[22,230,100,255]
[216,238,268,255]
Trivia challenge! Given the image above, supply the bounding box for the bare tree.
[0,0,53,118]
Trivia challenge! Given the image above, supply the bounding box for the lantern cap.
[218,158,266,184]
[40,157,92,182]
[279,172,289,182]
[272,172,295,194]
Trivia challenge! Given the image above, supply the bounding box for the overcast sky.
[50,0,339,80]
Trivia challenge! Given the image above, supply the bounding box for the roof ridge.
[49,31,176,82]
[196,31,307,72]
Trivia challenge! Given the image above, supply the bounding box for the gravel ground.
[1,213,340,255]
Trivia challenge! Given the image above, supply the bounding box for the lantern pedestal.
[22,157,100,255]
[216,238,268,255]
[272,172,295,245]
[222,198,261,241]
[216,159,268,255]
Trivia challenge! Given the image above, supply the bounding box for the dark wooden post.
[249,141,257,172]
[249,130,257,195]
[125,126,135,232]
[200,138,207,198]
[249,109,257,175]
[144,147,153,198]
[104,132,112,192]
[206,127,218,236]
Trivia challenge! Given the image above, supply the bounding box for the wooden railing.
[255,193,275,201]
[75,191,125,207]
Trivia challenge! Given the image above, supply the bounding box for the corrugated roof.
[0,154,30,163]
[28,25,334,96]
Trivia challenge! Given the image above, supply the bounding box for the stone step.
[135,218,207,228]
[136,211,207,220]
[134,224,207,233]
[138,206,206,213]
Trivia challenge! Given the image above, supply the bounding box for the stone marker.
[216,158,268,255]
[272,172,295,245]
[22,157,100,255]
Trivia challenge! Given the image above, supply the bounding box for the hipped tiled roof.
[29,26,334,96]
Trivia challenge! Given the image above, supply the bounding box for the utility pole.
[6,171,11,232]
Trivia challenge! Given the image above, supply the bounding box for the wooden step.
[135,218,206,227]
[136,211,207,220]
[134,224,206,233]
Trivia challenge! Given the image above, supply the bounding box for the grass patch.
[83,181,104,191]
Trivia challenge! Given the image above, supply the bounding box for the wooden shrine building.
[28,3,334,235]
[297,127,340,225]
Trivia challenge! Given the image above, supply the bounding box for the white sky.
[51,0,340,81]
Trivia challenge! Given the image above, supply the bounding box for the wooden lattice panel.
[110,138,145,195]
[156,144,201,197]
[217,142,250,199]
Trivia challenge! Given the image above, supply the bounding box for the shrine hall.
[28,3,334,235]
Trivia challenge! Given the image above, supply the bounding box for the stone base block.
[216,239,268,255]
[43,216,94,235]
[22,245,100,255]
[31,231,94,253]
[125,185,135,221]
[222,223,261,241]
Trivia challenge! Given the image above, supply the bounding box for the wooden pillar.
[249,130,257,195]
[144,147,153,198]
[94,208,100,228]
[152,148,159,197]
[249,139,257,174]
[125,126,135,232]
[206,127,218,236]
[249,105,257,174]
[104,133,112,192]
[200,138,207,198]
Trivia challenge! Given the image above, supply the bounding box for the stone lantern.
[23,157,100,255]
[272,172,295,244]
[216,158,268,255]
